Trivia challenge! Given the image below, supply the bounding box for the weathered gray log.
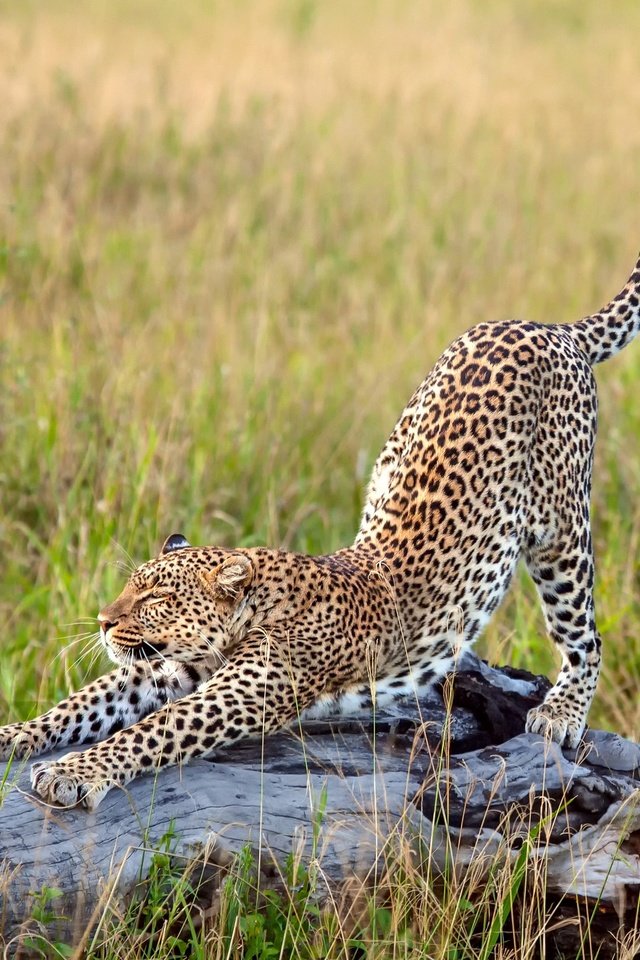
[0,653,638,950]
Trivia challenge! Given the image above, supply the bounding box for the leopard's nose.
[98,613,119,633]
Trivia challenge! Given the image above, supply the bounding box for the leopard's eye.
[135,585,173,609]
[147,588,174,606]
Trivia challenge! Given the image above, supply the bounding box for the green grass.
[1,0,640,954]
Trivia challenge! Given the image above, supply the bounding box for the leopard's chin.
[102,635,167,666]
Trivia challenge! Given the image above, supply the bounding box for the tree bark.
[0,654,638,952]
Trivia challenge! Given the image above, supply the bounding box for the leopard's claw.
[30,759,110,810]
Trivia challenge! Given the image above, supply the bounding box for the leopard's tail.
[564,252,640,365]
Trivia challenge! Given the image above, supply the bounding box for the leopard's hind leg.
[524,532,601,747]
[524,350,601,747]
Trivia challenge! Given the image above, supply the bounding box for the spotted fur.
[3,253,639,809]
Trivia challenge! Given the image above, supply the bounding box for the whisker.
[60,617,96,627]
[110,539,138,574]
[197,629,229,668]
[123,650,135,687]
[68,635,102,673]
[54,629,98,644]
[118,651,131,689]
[141,640,168,664]
[87,646,103,675]
[143,650,161,699]
[105,557,135,579]
[80,638,106,681]
[52,632,100,665]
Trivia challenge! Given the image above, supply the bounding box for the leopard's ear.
[201,554,253,600]
[161,533,191,556]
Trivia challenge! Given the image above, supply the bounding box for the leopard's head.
[97,534,254,665]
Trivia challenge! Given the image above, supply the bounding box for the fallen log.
[0,653,638,953]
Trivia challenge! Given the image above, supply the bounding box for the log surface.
[0,654,638,947]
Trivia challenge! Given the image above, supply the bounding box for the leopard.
[2,252,639,810]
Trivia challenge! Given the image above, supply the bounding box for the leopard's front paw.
[30,757,111,811]
[526,703,584,749]
[0,723,42,761]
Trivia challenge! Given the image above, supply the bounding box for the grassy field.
[1,0,640,954]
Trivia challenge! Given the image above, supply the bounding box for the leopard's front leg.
[30,637,314,810]
[1,659,213,761]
